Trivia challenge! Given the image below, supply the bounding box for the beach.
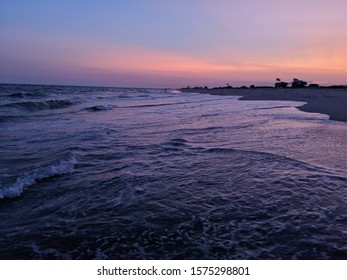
[1,84,346,259]
[182,88,347,122]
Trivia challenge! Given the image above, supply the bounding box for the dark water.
[0,84,346,259]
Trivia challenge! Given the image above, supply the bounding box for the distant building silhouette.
[275,81,289,88]
[275,78,308,88]
[292,78,307,88]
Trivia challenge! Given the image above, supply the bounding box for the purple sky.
[0,0,346,87]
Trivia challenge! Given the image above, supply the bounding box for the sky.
[0,0,346,88]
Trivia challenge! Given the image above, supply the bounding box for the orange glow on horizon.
[74,42,346,85]
[1,0,346,87]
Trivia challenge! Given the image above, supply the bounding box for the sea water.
[0,84,346,259]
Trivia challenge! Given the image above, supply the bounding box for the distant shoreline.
[181,87,347,122]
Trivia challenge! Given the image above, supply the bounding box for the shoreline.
[182,88,347,122]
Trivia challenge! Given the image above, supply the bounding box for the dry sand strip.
[182,88,347,122]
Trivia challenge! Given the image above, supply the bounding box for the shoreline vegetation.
[181,85,347,122]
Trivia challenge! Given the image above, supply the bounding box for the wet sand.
[182,88,347,122]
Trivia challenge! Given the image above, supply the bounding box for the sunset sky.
[0,0,346,88]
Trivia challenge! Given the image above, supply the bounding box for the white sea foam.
[1,85,346,259]
[0,155,77,199]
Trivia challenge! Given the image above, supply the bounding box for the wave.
[163,138,190,148]
[0,99,75,111]
[0,155,77,199]
[0,115,18,123]
[204,147,345,179]
[8,91,48,98]
[8,92,26,97]
[85,104,113,111]
[128,102,185,108]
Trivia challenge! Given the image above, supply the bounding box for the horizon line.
[1,81,347,90]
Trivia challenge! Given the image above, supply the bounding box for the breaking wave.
[0,99,75,111]
[0,155,77,199]
[8,91,48,98]
[0,84,346,260]
[86,105,114,111]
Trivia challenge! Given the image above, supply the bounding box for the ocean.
[0,84,346,259]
